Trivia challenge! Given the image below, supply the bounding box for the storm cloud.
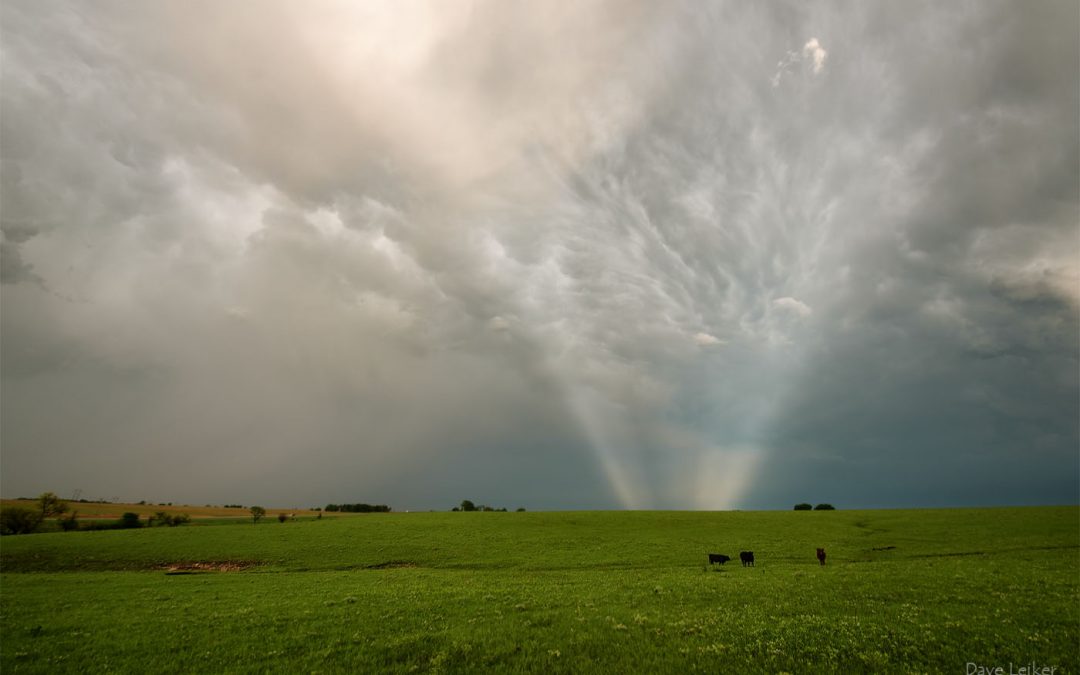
[2,1,1077,510]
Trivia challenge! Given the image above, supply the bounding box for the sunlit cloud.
[803,37,827,74]
[693,332,725,346]
[773,297,813,318]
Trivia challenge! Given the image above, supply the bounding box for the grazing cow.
[739,551,754,567]
[708,553,731,566]
[816,548,826,566]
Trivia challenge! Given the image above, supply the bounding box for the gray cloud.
[1,1,1076,509]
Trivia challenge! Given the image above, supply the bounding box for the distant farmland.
[0,499,331,521]
[1,507,1077,672]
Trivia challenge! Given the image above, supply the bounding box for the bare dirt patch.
[161,561,260,574]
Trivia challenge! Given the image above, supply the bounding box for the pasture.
[1,507,1077,673]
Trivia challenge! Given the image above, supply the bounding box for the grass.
[1,507,1077,673]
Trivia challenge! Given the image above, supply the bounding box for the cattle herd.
[707,549,826,567]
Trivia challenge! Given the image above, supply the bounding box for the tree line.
[323,503,391,513]
[452,500,525,512]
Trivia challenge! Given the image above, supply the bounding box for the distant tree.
[814,503,836,511]
[451,507,460,512]
[325,504,340,512]
[516,507,526,512]
[0,506,43,535]
[119,512,141,529]
[38,492,68,519]
[250,506,266,524]
[794,503,813,511]
[460,500,476,512]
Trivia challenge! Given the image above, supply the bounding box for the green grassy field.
[1,507,1077,673]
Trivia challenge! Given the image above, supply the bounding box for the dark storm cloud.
[1,1,1076,509]
[742,0,1080,507]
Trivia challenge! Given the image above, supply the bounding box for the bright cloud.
[693,332,724,346]
[803,37,827,74]
[773,297,813,318]
[772,36,828,86]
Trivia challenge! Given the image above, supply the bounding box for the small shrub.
[58,511,80,531]
[119,512,142,529]
[250,506,266,524]
[151,512,190,527]
[277,513,288,523]
[794,503,813,511]
[79,520,123,531]
[814,503,836,510]
[1,507,43,535]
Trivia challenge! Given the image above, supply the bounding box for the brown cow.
[816,548,826,566]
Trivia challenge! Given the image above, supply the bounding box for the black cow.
[739,551,755,567]
[708,553,731,566]
[816,548,826,566]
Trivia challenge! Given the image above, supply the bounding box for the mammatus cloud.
[1,1,1076,510]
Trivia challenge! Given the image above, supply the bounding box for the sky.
[1,1,1077,511]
